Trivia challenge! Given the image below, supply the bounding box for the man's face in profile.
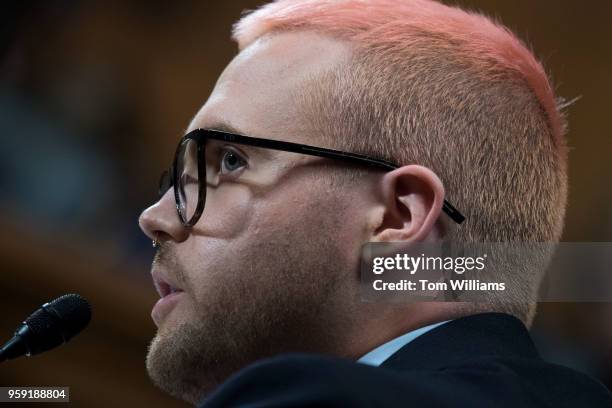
[138,32,377,404]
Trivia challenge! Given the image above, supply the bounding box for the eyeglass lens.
[174,138,200,224]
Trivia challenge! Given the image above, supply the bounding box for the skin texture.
[138,31,447,405]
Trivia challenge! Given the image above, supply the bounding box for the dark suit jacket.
[199,313,612,407]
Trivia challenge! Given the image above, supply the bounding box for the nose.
[139,189,190,244]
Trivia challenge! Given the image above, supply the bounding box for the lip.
[151,290,185,327]
[150,268,185,326]
[151,268,182,297]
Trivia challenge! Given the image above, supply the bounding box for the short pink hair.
[233,0,565,147]
[232,0,570,325]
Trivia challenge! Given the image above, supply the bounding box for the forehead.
[189,31,352,145]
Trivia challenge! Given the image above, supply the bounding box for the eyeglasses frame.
[160,128,466,227]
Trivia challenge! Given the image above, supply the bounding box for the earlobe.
[372,165,445,243]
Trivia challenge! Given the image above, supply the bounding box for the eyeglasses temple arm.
[443,200,465,224]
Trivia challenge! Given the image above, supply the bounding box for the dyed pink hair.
[232,0,570,324]
[233,0,565,147]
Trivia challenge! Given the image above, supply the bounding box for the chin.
[145,320,217,405]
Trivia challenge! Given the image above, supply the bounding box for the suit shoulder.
[200,353,612,408]
[199,353,507,407]
[200,353,379,407]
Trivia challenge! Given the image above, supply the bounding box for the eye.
[220,148,247,174]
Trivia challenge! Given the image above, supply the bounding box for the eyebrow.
[206,122,245,135]
[184,121,244,136]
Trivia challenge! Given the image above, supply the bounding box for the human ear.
[371,165,445,243]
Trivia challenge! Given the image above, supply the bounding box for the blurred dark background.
[0,1,610,406]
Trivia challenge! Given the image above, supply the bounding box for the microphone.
[0,294,91,363]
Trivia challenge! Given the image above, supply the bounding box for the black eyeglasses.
[158,128,465,227]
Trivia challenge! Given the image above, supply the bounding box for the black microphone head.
[41,294,91,340]
[22,294,91,355]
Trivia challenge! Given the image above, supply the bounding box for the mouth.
[151,269,184,298]
[150,269,186,326]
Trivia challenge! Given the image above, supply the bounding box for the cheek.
[181,180,368,301]
[248,181,362,253]
[193,183,255,238]
[177,183,260,301]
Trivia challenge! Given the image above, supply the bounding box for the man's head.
[138,0,568,404]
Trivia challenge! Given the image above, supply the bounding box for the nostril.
[152,231,172,245]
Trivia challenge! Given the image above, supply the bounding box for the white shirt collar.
[357,321,450,367]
